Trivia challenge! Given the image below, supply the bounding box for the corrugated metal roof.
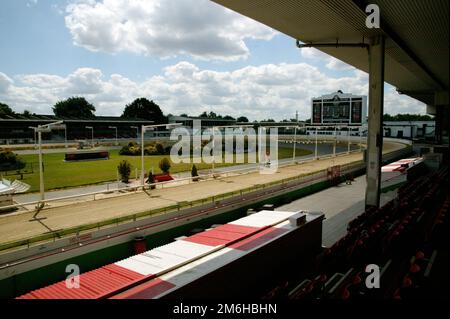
[213,0,449,105]
[230,210,298,228]
[17,210,310,299]
[17,264,144,299]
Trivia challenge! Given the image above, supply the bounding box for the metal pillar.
[314,127,318,159]
[141,126,145,187]
[292,126,297,161]
[333,126,337,157]
[347,128,351,154]
[38,131,44,201]
[365,36,385,208]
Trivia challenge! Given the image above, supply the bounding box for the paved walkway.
[277,175,397,247]
[0,141,405,246]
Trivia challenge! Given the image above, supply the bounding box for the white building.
[383,121,435,139]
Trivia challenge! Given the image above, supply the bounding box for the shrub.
[144,146,158,155]
[117,160,132,183]
[191,164,199,182]
[158,158,171,173]
[155,142,165,155]
[0,149,25,171]
[119,144,141,155]
[146,171,156,189]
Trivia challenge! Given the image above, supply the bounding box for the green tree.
[0,102,14,117]
[53,97,96,118]
[0,149,25,171]
[237,116,249,122]
[158,157,171,173]
[117,160,132,183]
[122,98,166,123]
[383,113,433,121]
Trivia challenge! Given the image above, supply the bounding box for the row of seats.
[262,165,448,300]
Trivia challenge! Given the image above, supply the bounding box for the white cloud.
[0,62,426,120]
[301,47,354,71]
[64,0,277,61]
[26,0,38,8]
[0,72,13,93]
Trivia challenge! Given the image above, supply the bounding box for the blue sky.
[0,0,425,120]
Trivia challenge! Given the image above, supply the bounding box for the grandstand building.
[0,114,154,144]
[168,115,237,128]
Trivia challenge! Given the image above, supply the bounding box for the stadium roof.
[212,0,449,107]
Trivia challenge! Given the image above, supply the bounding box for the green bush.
[158,157,171,173]
[120,141,167,156]
[146,171,156,189]
[144,146,158,155]
[117,160,132,183]
[0,149,25,171]
[155,142,165,155]
[191,164,199,181]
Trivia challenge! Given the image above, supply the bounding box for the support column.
[365,36,385,208]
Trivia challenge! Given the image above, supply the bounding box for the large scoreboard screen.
[311,96,364,125]
[312,101,322,124]
[351,99,363,123]
[322,100,350,123]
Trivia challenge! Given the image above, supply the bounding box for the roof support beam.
[365,35,385,209]
[352,0,446,91]
[296,40,369,50]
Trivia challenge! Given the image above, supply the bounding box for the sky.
[0,0,426,121]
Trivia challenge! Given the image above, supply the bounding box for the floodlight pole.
[141,127,145,186]
[347,127,351,154]
[86,126,94,147]
[211,125,253,175]
[38,130,44,201]
[333,126,337,157]
[35,121,64,202]
[131,126,139,144]
[360,127,363,152]
[140,123,179,187]
[64,126,68,148]
[315,127,318,159]
[292,126,297,162]
[109,126,118,146]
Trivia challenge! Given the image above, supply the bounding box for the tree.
[158,157,171,173]
[53,97,96,118]
[191,164,199,181]
[117,160,132,183]
[0,102,14,117]
[0,149,25,171]
[383,113,433,121]
[237,116,249,123]
[199,111,222,119]
[23,110,32,117]
[122,98,166,123]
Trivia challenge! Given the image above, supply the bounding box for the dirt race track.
[0,141,406,246]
